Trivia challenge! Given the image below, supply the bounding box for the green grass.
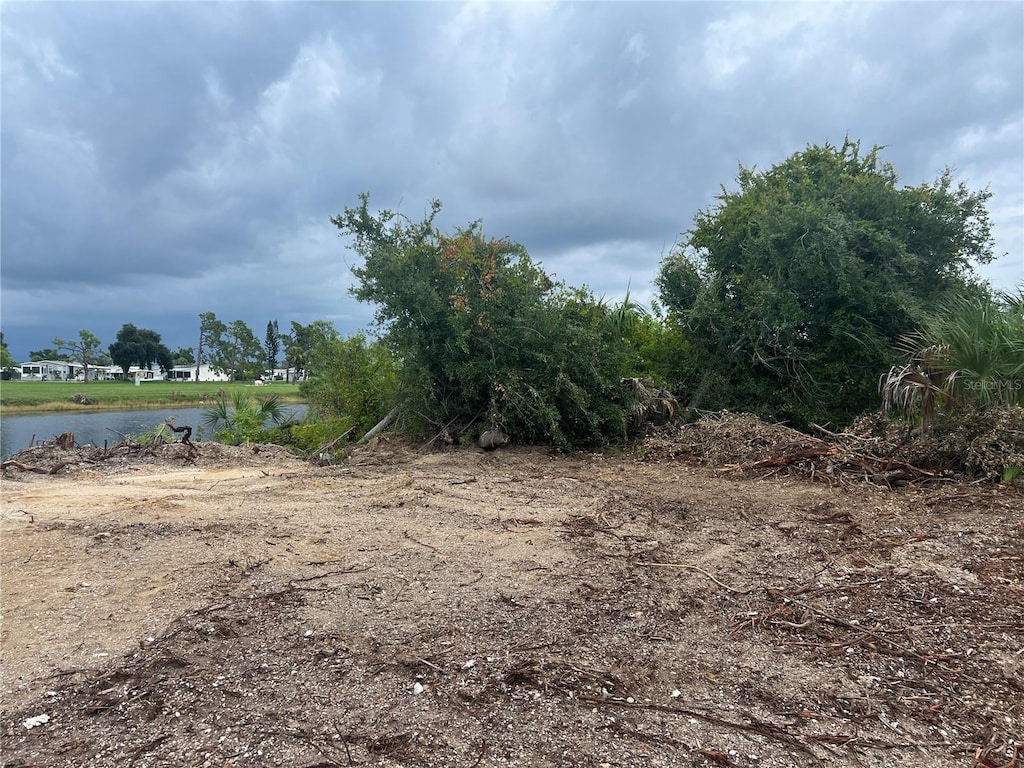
[0,380,305,413]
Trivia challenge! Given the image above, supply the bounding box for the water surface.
[0,405,307,460]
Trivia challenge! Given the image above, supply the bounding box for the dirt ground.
[1,434,1021,767]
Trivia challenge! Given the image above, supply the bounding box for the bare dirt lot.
[1,432,1021,767]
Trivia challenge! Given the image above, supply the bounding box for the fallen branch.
[772,593,977,681]
[1,459,73,475]
[358,406,399,445]
[403,531,439,552]
[725,445,838,470]
[306,428,356,461]
[287,566,371,586]
[164,421,195,446]
[162,422,200,461]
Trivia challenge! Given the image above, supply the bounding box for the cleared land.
[1,432,1020,768]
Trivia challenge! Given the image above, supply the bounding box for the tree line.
[6,317,341,382]
[5,139,1020,452]
[298,139,1020,451]
[195,314,339,381]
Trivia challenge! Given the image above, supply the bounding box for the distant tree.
[172,346,196,366]
[284,320,339,381]
[29,348,70,362]
[210,319,263,380]
[656,138,996,428]
[108,324,174,375]
[197,312,227,380]
[0,333,15,376]
[53,329,104,383]
[265,320,281,377]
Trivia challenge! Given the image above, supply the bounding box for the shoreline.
[1,396,307,416]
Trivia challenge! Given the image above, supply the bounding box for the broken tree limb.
[164,422,199,460]
[165,421,196,448]
[1,460,73,475]
[358,406,399,445]
[724,445,838,471]
[307,427,356,460]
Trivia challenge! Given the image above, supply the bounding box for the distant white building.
[17,361,245,383]
[18,360,96,381]
[165,364,231,383]
[269,367,296,382]
[97,365,156,381]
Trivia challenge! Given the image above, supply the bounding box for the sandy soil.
[1,438,1021,767]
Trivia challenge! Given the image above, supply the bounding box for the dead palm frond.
[622,377,678,435]
[879,363,942,429]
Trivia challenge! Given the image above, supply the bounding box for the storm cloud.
[2,1,1021,359]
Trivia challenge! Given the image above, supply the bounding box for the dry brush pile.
[635,408,1024,489]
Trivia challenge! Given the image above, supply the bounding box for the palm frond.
[879,363,939,429]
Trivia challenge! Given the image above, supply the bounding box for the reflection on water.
[0,405,307,460]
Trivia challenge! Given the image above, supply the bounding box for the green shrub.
[287,419,354,455]
[332,194,633,450]
[202,392,290,445]
[300,334,398,438]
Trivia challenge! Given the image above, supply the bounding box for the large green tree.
[53,329,104,383]
[210,320,263,381]
[172,346,196,366]
[29,348,70,362]
[331,194,630,449]
[283,320,339,381]
[656,139,995,428]
[0,333,14,367]
[265,320,281,377]
[109,324,173,375]
[196,312,227,380]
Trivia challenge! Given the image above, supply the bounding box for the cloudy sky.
[2,1,1021,361]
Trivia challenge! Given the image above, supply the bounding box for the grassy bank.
[0,380,305,414]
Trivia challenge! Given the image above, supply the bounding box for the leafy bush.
[202,392,290,445]
[286,419,355,455]
[300,333,398,438]
[657,139,996,429]
[331,194,633,450]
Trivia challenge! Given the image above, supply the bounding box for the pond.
[0,405,308,460]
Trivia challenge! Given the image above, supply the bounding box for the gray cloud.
[2,1,1021,360]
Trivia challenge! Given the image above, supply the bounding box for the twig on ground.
[468,741,488,768]
[1,459,73,475]
[635,561,751,594]
[403,531,439,552]
[288,566,371,585]
[774,593,978,681]
[579,694,823,763]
